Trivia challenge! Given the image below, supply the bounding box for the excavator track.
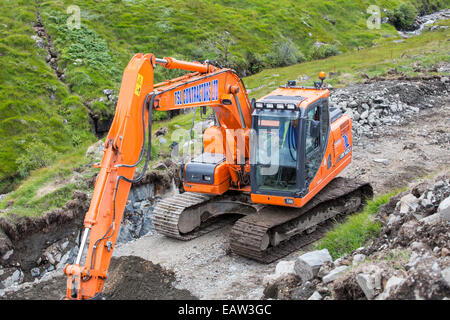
[230,178,373,263]
[153,178,373,263]
[153,192,256,240]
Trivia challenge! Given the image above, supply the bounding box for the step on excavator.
[64,53,373,299]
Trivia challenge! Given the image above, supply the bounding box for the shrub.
[16,140,57,178]
[416,0,447,15]
[266,38,306,68]
[387,4,417,31]
[310,44,340,60]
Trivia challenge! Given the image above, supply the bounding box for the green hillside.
[0,0,448,193]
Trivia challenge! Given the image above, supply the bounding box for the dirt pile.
[103,256,197,300]
[262,174,450,300]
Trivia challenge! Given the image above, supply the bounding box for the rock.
[159,137,167,145]
[410,241,426,252]
[103,89,114,97]
[86,140,105,160]
[57,251,71,270]
[356,273,380,300]
[398,194,420,214]
[409,106,420,113]
[442,267,450,287]
[275,261,296,277]
[438,197,450,222]
[44,252,56,265]
[291,281,316,300]
[388,214,401,226]
[353,254,366,266]
[132,184,154,202]
[373,159,389,165]
[2,249,13,261]
[294,249,333,282]
[2,269,23,288]
[30,268,40,278]
[360,110,369,120]
[154,127,169,137]
[389,103,399,113]
[307,291,323,300]
[377,276,405,300]
[61,241,69,251]
[322,266,349,284]
[420,213,441,226]
[317,262,334,279]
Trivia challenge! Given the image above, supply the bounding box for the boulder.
[294,249,332,282]
[356,273,381,300]
[398,194,420,215]
[154,127,169,137]
[352,254,366,266]
[275,261,296,277]
[322,266,349,284]
[376,276,405,300]
[420,213,441,226]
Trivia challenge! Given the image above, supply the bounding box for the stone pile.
[329,79,449,140]
[263,174,450,300]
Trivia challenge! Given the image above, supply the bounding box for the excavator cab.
[250,80,350,208]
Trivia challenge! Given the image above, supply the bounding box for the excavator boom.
[64,53,255,299]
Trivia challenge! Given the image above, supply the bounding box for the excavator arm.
[64,53,253,299]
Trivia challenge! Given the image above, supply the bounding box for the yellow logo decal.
[135,74,144,96]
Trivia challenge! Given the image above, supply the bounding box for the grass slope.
[244,24,450,97]
[0,0,95,192]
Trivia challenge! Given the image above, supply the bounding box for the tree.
[201,31,236,67]
[387,4,417,31]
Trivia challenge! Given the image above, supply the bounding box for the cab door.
[304,99,330,189]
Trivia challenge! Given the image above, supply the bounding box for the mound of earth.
[103,256,197,300]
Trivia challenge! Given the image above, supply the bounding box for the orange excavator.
[64,53,372,299]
